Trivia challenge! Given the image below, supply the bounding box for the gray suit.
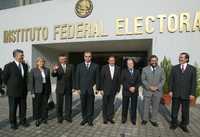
[29,67,51,94]
[28,67,51,121]
[141,65,165,122]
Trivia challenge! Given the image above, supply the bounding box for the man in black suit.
[75,52,100,126]
[3,49,29,130]
[100,56,121,124]
[52,54,75,123]
[0,68,4,95]
[121,58,140,125]
[169,52,196,133]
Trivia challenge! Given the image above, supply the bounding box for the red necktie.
[181,65,185,73]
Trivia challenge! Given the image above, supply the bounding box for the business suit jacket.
[52,64,75,94]
[0,68,2,88]
[3,61,28,97]
[169,64,196,99]
[121,68,141,96]
[76,62,100,95]
[141,65,165,96]
[100,64,121,95]
[29,67,51,95]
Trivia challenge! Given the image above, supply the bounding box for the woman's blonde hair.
[35,57,45,68]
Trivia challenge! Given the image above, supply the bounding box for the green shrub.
[194,62,200,97]
[160,56,172,94]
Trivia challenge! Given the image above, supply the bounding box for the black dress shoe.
[170,124,178,130]
[121,120,126,124]
[150,120,159,127]
[131,121,136,125]
[35,120,40,127]
[42,119,48,124]
[88,122,94,127]
[57,119,63,124]
[80,120,88,126]
[141,120,148,125]
[109,119,115,124]
[10,124,18,130]
[65,118,72,123]
[103,120,108,124]
[179,125,189,133]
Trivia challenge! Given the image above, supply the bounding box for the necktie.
[18,64,22,76]
[62,64,66,73]
[86,64,89,70]
[181,65,184,72]
[129,69,133,75]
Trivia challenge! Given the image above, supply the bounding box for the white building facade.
[0,0,200,69]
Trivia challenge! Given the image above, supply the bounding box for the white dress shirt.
[40,69,46,84]
[85,62,91,69]
[150,66,157,71]
[61,64,66,73]
[180,63,187,71]
[109,65,115,79]
[15,60,24,77]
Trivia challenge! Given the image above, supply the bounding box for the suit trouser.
[171,97,189,126]
[80,92,95,122]
[102,94,115,121]
[33,93,49,121]
[143,91,161,122]
[8,96,27,124]
[56,92,72,120]
[122,94,138,122]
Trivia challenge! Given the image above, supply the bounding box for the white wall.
[0,0,200,68]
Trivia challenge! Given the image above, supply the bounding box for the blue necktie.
[129,69,133,75]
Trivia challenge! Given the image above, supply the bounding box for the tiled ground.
[0,92,200,137]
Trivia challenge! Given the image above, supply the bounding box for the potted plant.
[193,63,200,105]
[160,56,172,105]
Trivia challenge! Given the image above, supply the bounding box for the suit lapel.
[113,65,117,80]
[13,62,23,78]
[179,64,189,74]
[44,68,48,77]
[184,64,190,73]
[107,65,112,80]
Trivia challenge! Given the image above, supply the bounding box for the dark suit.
[169,64,196,126]
[76,62,100,123]
[29,67,51,121]
[3,61,28,125]
[121,68,140,123]
[52,64,75,121]
[0,68,2,93]
[100,64,121,121]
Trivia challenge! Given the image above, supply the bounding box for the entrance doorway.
[32,39,152,71]
[69,51,147,72]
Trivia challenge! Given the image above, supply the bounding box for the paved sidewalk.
[0,93,200,137]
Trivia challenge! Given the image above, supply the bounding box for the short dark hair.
[107,56,115,60]
[126,58,136,65]
[180,52,190,62]
[84,51,92,55]
[148,55,158,62]
[13,49,23,58]
[58,53,67,57]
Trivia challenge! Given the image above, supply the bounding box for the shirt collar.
[180,63,187,69]
[109,64,115,68]
[85,62,91,65]
[150,66,158,71]
[128,68,134,71]
[14,60,20,66]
